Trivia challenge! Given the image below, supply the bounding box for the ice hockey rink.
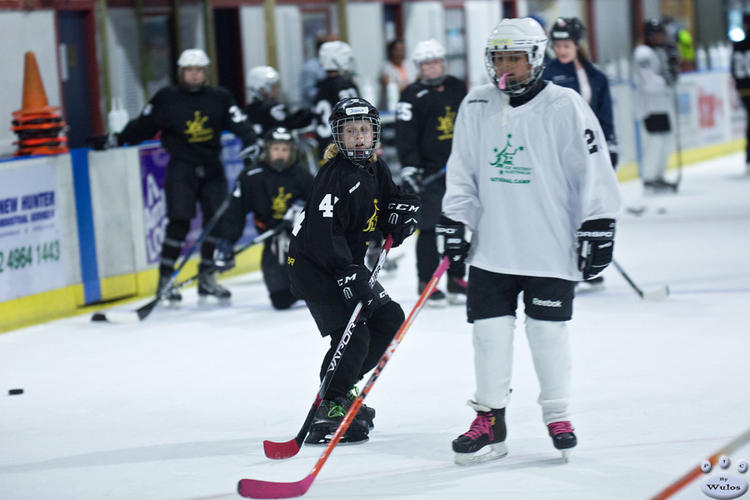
[2,152,749,500]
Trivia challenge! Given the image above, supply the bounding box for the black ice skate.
[447,276,468,305]
[452,403,508,465]
[419,281,447,308]
[304,397,370,445]
[198,271,231,302]
[644,178,678,194]
[547,420,577,462]
[347,386,376,430]
[156,276,182,304]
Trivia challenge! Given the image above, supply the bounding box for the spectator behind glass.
[300,34,338,108]
[379,39,414,109]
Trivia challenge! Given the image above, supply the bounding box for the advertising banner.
[0,161,65,301]
[138,135,258,266]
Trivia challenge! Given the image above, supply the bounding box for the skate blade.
[454,442,508,466]
[447,293,466,305]
[304,432,369,446]
[197,295,232,306]
[561,450,571,463]
[426,298,448,308]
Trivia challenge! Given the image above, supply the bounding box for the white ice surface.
[2,154,750,500]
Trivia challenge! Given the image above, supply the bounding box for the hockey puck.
[8,388,23,395]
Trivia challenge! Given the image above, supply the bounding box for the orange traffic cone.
[10,51,68,156]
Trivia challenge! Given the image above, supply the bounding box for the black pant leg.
[198,174,229,270]
[416,229,440,283]
[320,323,371,400]
[742,96,750,163]
[357,301,405,378]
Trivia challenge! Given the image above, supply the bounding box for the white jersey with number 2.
[442,82,621,281]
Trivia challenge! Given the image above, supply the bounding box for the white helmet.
[246,65,280,98]
[319,41,355,74]
[485,18,547,96]
[412,39,446,65]
[177,48,210,68]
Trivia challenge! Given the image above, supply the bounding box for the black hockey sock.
[416,229,440,283]
[358,302,404,377]
[160,219,190,276]
[321,323,371,400]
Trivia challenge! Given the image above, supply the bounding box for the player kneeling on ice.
[287,97,420,444]
[436,18,621,464]
[211,127,313,309]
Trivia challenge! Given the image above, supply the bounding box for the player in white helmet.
[244,65,315,138]
[312,41,359,160]
[394,38,467,306]
[437,18,621,464]
[88,48,259,303]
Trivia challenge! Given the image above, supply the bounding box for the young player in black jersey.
[395,39,467,306]
[244,66,316,138]
[211,127,313,309]
[287,97,420,444]
[312,41,359,161]
[88,49,259,302]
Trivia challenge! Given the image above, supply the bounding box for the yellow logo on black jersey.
[436,106,457,140]
[272,187,293,219]
[185,110,214,143]
[363,199,379,232]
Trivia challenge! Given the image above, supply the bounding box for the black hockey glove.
[86,133,119,151]
[576,218,616,280]
[383,194,421,247]
[212,238,235,271]
[336,264,377,316]
[281,200,305,233]
[435,215,470,269]
[400,166,423,195]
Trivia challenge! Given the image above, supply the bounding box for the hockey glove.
[336,264,377,316]
[239,142,262,164]
[281,200,305,233]
[436,215,470,270]
[576,218,616,280]
[383,194,421,247]
[607,140,619,170]
[212,238,235,271]
[86,133,119,151]
[400,166,423,195]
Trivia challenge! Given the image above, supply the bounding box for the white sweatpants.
[640,129,672,182]
[473,315,571,425]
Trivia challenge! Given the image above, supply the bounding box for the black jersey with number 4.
[288,154,400,303]
[118,85,256,167]
[312,76,359,157]
[213,162,313,243]
[245,97,317,138]
[395,76,467,173]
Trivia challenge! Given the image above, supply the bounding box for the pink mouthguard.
[498,72,510,90]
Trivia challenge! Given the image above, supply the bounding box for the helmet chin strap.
[419,73,447,87]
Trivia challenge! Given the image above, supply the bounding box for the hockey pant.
[473,315,571,425]
[319,301,404,400]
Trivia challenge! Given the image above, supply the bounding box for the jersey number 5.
[396,101,413,121]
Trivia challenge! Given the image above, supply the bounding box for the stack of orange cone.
[11,51,68,156]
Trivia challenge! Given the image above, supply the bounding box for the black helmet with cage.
[328,97,380,166]
[263,127,296,172]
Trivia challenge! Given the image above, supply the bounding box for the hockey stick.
[262,235,394,460]
[421,167,445,187]
[240,256,451,498]
[612,259,669,300]
[91,167,253,323]
[649,426,750,500]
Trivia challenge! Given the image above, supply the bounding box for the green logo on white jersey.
[489,134,531,184]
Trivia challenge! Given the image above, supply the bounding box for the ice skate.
[548,421,577,462]
[447,276,468,305]
[419,281,447,308]
[452,404,508,465]
[347,386,376,430]
[198,271,231,303]
[304,397,370,445]
[156,276,182,305]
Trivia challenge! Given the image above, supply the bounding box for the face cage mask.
[485,50,543,96]
[417,58,447,87]
[332,117,380,165]
[264,142,296,172]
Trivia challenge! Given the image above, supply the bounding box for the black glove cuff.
[577,218,615,240]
